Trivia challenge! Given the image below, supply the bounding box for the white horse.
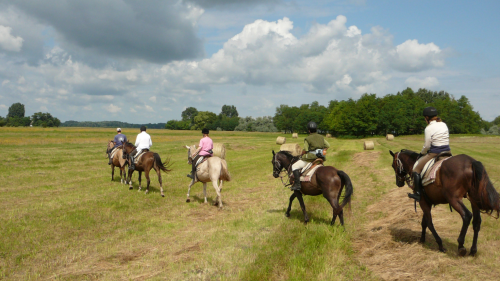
[185,145,231,208]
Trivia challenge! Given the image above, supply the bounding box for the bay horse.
[271,150,353,225]
[389,149,500,256]
[106,140,128,184]
[122,142,171,197]
[185,145,231,209]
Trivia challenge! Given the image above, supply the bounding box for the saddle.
[134,149,149,164]
[109,147,120,159]
[195,155,211,168]
[292,159,324,183]
[416,152,453,187]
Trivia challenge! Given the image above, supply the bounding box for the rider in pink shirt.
[187,128,213,179]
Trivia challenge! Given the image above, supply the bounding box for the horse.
[106,140,128,184]
[389,149,500,256]
[185,145,231,209]
[271,150,353,225]
[122,142,171,197]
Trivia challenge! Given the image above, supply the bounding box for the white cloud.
[39,106,48,111]
[83,105,92,110]
[130,108,137,113]
[104,104,121,113]
[162,107,172,111]
[149,96,157,102]
[405,76,439,89]
[1,80,9,86]
[18,76,25,84]
[0,25,23,52]
[0,104,7,109]
[35,97,49,104]
[390,39,444,72]
[145,105,154,112]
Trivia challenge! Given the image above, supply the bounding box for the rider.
[187,128,213,179]
[109,128,127,165]
[290,121,330,191]
[409,107,451,201]
[129,126,152,170]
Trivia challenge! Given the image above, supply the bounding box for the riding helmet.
[140,125,147,131]
[307,121,317,131]
[423,107,438,117]
[202,128,209,134]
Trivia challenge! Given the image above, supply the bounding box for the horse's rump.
[197,157,231,182]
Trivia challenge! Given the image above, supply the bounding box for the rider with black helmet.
[409,107,451,201]
[129,126,152,170]
[290,121,330,191]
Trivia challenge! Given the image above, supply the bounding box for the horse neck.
[400,153,417,172]
[278,153,295,170]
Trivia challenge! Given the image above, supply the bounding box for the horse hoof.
[439,248,447,253]
[129,187,133,190]
[285,213,290,218]
[161,194,164,197]
[458,247,467,257]
[186,199,191,203]
[469,250,477,257]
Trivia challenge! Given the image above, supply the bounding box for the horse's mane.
[400,149,419,159]
[279,150,300,160]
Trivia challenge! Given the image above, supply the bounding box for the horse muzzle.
[396,179,405,187]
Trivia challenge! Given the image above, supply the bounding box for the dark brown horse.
[389,149,500,256]
[122,142,171,197]
[271,150,353,225]
[107,140,128,184]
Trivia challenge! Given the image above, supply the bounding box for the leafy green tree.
[165,120,190,130]
[31,112,61,127]
[181,107,198,126]
[193,111,217,130]
[7,102,25,118]
[492,115,500,126]
[0,116,5,127]
[220,105,239,118]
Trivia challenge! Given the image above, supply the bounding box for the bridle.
[273,152,298,188]
[394,151,413,188]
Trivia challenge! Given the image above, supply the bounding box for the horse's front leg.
[111,164,115,181]
[203,182,208,204]
[186,179,195,203]
[137,171,143,192]
[420,200,445,252]
[294,190,309,224]
[286,192,297,217]
[127,169,134,190]
[450,199,472,256]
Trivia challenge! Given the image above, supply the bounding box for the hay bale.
[213,143,226,159]
[280,143,303,156]
[364,141,374,150]
[292,133,298,139]
[276,136,286,145]
[386,134,394,141]
[326,133,332,138]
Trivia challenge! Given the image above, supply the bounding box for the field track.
[1,128,499,280]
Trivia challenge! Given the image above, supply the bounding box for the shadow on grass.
[267,208,334,225]
[389,226,463,257]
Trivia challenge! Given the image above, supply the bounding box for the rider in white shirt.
[129,126,152,170]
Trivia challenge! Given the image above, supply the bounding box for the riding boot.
[291,170,302,191]
[129,155,135,170]
[408,172,421,201]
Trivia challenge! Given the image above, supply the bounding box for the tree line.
[0,103,61,127]
[273,88,491,136]
[61,121,166,129]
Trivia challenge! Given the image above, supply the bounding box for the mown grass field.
[0,127,499,280]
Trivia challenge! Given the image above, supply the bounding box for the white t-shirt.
[421,121,449,154]
[135,131,152,150]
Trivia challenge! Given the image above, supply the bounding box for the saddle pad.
[422,157,452,186]
[134,151,147,164]
[110,147,119,159]
[300,165,322,182]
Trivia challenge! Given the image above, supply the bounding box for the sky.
[0,0,499,123]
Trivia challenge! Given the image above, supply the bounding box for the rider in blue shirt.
[109,128,127,165]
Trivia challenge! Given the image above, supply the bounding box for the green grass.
[0,127,499,280]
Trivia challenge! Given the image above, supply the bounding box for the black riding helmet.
[202,128,209,134]
[307,121,317,132]
[140,125,147,131]
[423,107,438,117]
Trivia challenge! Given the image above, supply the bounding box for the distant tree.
[220,105,239,118]
[7,102,25,119]
[193,111,217,130]
[181,107,198,126]
[31,112,61,127]
[0,116,5,127]
[492,115,500,126]
[165,120,190,130]
[234,116,277,132]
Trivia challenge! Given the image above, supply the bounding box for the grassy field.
[0,127,499,280]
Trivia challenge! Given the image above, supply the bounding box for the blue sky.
[0,0,499,122]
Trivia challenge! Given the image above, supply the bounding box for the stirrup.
[408,192,420,201]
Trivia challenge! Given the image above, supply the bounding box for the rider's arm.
[421,127,431,154]
[303,139,310,151]
[324,138,330,148]
[135,135,140,147]
[149,136,152,147]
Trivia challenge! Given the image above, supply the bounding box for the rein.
[396,152,414,188]
[274,153,299,188]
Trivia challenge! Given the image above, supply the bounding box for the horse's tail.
[219,159,231,182]
[154,153,172,173]
[470,161,500,218]
[337,170,353,210]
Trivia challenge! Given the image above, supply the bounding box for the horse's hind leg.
[286,193,297,217]
[450,199,472,256]
[203,182,208,204]
[295,191,309,224]
[138,171,143,192]
[156,168,164,197]
[211,180,222,208]
[144,170,151,195]
[420,200,445,252]
[420,213,428,243]
[469,205,481,256]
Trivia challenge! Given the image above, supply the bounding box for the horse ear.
[185,145,190,149]
[389,150,395,157]
[272,150,275,156]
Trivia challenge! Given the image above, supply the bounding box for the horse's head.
[389,150,409,187]
[185,145,196,164]
[107,140,115,153]
[122,142,134,159]
[272,150,292,178]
